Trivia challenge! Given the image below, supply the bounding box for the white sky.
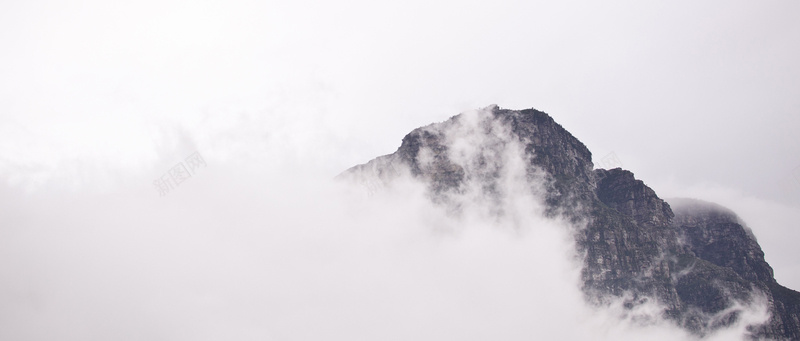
[1,0,799,339]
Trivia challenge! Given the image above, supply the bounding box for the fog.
[0,108,774,340]
[2,0,799,339]
[0,150,586,340]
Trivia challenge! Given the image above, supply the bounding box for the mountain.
[339,105,800,340]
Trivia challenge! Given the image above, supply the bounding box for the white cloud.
[1,0,799,338]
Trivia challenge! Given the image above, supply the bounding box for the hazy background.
[1,0,799,339]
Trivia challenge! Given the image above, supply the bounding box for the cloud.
[2,1,798,338]
[0,107,773,340]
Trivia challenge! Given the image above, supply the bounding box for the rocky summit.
[339,105,800,340]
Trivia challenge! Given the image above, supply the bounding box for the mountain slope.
[339,105,800,340]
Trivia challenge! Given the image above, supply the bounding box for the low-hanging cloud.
[0,107,776,340]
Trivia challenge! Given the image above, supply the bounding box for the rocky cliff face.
[669,198,800,339]
[339,105,800,340]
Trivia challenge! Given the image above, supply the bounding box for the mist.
[2,0,799,339]
[0,110,774,340]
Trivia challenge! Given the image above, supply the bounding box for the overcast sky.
[1,0,799,339]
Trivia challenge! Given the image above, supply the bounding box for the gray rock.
[339,105,800,340]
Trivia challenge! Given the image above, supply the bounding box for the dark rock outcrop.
[670,198,800,339]
[339,105,800,340]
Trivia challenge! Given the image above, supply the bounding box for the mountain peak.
[340,106,800,340]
